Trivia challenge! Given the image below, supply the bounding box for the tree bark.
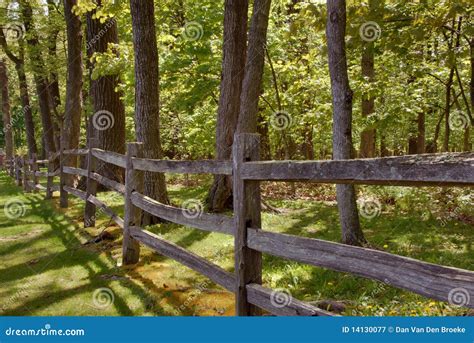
[47,0,62,150]
[62,0,83,183]
[237,0,272,133]
[326,0,366,246]
[0,59,14,161]
[20,0,57,154]
[86,1,126,183]
[0,32,37,157]
[360,40,376,157]
[130,0,170,223]
[207,0,249,212]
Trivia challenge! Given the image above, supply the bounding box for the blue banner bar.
[1,317,473,343]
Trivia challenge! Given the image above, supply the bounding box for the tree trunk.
[326,0,365,246]
[86,1,126,183]
[20,0,57,154]
[443,68,454,152]
[130,0,169,224]
[207,0,249,212]
[62,0,83,184]
[0,31,37,157]
[47,0,61,150]
[416,111,425,153]
[237,0,272,133]
[360,40,376,157]
[0,59,14,161]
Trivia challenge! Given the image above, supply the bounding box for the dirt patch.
[0,229,45,242]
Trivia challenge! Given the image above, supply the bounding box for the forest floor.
[0,170,473,316]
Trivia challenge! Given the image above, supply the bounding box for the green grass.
[0,171,472,316]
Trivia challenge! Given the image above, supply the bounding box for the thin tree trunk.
[207,0,249,212]
[360,40,376,157]
[47,0,61,150]
[20,0,57,154]
[130,0,169,224]
[86,1,126,183]
[0,32,37,157]
[416,111,425,153]
[237,0,272,133]
[0,59,14,161]
[62,0,83,185]
[326,0,365,246]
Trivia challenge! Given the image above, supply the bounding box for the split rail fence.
[3,133,474,316]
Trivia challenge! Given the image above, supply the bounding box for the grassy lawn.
[0,170,472,316]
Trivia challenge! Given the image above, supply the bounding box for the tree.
[130,0,170,222]
[207,0,249,212]
[62,0,83,178]
[0,31,37,157]
[237,0,272,133]
[326,0,366,246]
[20,0,57,155]
[0,59,14,162]
[359,0,379,158]
[86,0,126,182]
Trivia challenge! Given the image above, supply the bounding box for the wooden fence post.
[31,153,39,192]
[22,155,29,192]
[84,138,99,228]
[232,133,262,316]
[122,142,144,265]
[45,152,54,199]
[59,144,68,208]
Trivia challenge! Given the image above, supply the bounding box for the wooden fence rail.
[2,133,474,316]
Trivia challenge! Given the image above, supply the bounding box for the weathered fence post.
[122,142,144,265]
[59,144,68,208]
[45,152,54,199]
[232,133,262,316]
[31,153,39,192]
[22,155,30,192]
[84,138,99,228]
